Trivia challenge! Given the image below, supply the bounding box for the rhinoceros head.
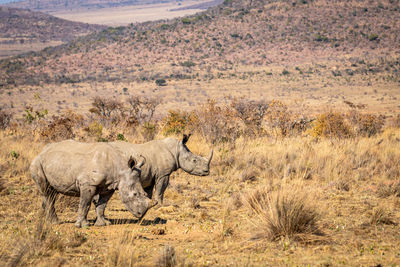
[177,134,213,176]
[119,156,157,219]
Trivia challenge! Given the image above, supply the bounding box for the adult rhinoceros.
[109,134,213,205]
[30,140,157,228]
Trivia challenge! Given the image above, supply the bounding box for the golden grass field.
[1,126,400,266]
[50,0,212,26]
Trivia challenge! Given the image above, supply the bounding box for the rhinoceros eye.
[192,158,197,163]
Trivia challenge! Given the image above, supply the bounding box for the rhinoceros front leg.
[75,185,97,228]
[154,175,169,206]
[93,190,114,226]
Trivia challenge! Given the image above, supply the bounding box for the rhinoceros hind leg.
[93,191,114,226]
[41,188,59,224]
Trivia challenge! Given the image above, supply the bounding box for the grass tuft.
[370,206,396,225]
[245,185,321,241]
[376,182,400,198]
[154,245,176,267]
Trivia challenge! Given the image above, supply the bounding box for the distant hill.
[170,0,223,11]
[1,0,399,87]
[3,0,195,12]
[0,6,106,44]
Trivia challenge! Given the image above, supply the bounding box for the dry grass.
[0,127,399,265]
[245,184,321,241]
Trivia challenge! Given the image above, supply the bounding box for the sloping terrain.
[0,7,105,43]
[0,0,399,87]
[0,6,106,58]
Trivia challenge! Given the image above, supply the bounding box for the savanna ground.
[2,57,400,118]
[50,0,215,26]
[0,96,400,266]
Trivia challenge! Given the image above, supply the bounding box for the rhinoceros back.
[31,140,121,195]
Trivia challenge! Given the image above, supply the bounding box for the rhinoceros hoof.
[75,220,90,228]
[94,218,111,226]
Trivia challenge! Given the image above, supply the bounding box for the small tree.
[126,96,161,126]
[89,96,124,124]
[231,98,268,137]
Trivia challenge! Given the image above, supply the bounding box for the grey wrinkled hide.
[30,140,156,228]
[109,134,213,205]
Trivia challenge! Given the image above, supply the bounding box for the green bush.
[180,61,196,67]
[368,34,379,41]
[155,79,167,86]
[182,18,191,24]
[117,133,126,141]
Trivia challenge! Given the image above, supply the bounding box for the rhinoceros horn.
[207,149,213,165]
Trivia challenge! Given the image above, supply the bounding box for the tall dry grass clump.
[154,245,177,267]
[245,185,321,241]
[107,231,139,267]
[1,216,86,266]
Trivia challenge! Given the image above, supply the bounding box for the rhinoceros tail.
[30,157,52,197]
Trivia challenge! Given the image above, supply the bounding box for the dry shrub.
[162,110,195,136]
[370,206,396,225]
[89,96,124,124]
[310,111,353,139]
[39,110,84,141]
[347,111,385,137]
[264,100,293,137]
[230,98,268,137]
[0,107,12,129]
[192,99,241,144]
[376,181,400,198]
[245,185,321,241]
[84,121,103,139]
[126,96,160,126]
[154,245,176,267]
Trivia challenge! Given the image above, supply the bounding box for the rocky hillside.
[0,6,106,44]
[1,0,399,87]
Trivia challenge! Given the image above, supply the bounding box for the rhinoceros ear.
[136,155,146,168]
[182,133,192,144]
[128,156,136,170]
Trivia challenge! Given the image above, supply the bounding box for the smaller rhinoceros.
[30,140,157,228]
[109,133,213,205]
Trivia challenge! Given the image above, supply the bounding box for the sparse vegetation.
[0,106,399,265]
